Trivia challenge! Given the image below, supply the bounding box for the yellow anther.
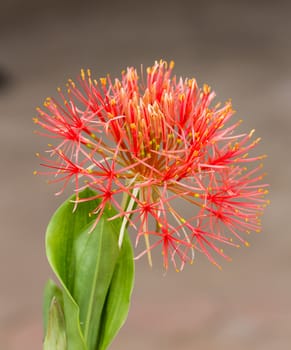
[254,137,261,144]
[179,93,185,101]
[180,217,186,223]
[232,143,239,151]
[169,60,175,69]
[203,84,210,94]
[57,87,61,92]
[244,241,250,247]
[217,264,222,271]
[81,69,85,80]
[33,170,37,175]
[87,69,91,77]
[194,193,200,198]
[32,117,39,123]
[188,79,194,87]
[86,143,94,149]
[100,77,107,85]
[68,79,76,88]
[35,152,40,157]
[130,123,136,129]
[248,129,255,138]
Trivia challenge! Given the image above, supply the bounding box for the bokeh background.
[0,0,290,349]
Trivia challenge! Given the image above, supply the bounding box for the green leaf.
[43,276,87,350]
[97,231,134,350]
[43,279,64,335]
[43,282,67,350]
[45,188,134,350]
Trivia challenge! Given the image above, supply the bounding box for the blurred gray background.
[0,0,290,349]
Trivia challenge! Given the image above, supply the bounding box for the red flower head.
[34,60,269,270]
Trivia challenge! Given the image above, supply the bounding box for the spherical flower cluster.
[34,60,269,270]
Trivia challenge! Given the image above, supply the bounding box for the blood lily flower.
[34,60,269,270]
